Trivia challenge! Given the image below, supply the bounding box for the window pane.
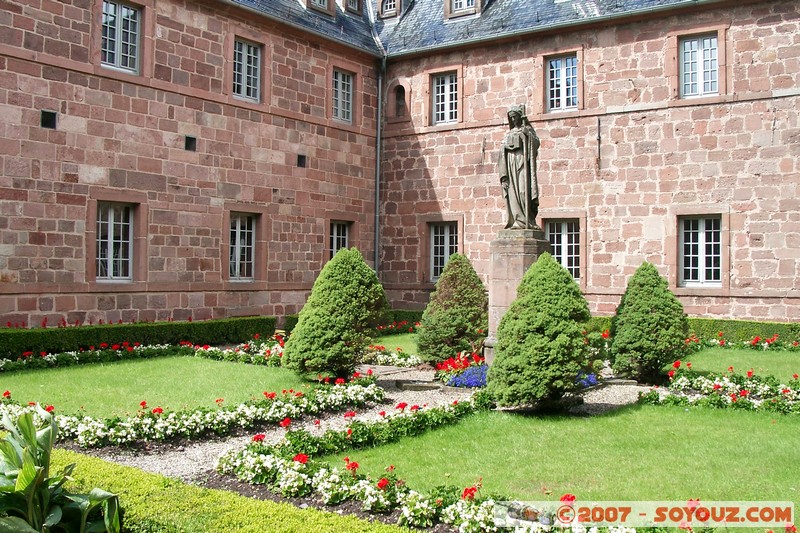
[679,216,721,286]
[233,40,260,101]
[97,202,133,280]
[432,73,457,124]
[230,214,255,280]
[546,220,580,280]
[333,70,353,123]
[681,35,718,98]
[101,1,140,72]
[548,55,578,111]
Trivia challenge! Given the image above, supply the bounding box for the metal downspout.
[373,57,386,273]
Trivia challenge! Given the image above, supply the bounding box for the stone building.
[0,0,798,326]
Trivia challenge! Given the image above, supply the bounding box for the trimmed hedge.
[0,317,276,360]
[284,310,423,337]
[51,450,404,533]
[585,316,799,344]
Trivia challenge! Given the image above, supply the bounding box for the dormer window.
[307,0,335,16]
[346,0,361,14]
[381,0,398,18]
[445,0,479,19]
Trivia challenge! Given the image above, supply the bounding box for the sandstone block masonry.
[380,0,800,321]
[0,0,378,326]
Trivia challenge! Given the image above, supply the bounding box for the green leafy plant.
[0,406,120,532]
[610,262,688,382]
[487,253,591,407]
[282,248,389,378]
[417,254,488,365]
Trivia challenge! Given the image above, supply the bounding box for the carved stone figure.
[498,105,540,229]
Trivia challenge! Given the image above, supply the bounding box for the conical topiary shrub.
[610,261,688,382]
[417,253,488,365]
[282,248,389,378]
[486,253,591,407]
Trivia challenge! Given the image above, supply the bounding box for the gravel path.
[74,368,650,484]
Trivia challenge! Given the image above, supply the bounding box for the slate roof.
[225,0,384,56]
[223,0,724,57]
[374,0,725,56]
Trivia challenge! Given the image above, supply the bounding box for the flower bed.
[0,377,384,448]
[362,344,422,367]
[218,391,502,532]
[639,361,800,414]
[434,352,487,387]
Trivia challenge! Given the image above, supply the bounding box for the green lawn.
[328,406,800,507]
[684,347,800,382]
[0,356,310,417]
[378,332,419,355]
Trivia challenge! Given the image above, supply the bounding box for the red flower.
[461,486,478,500]
[295,392,303,397]
[377,478,390,490]
[410,405,420,411]
[730,394,738,402]
[152,407,163,414]
[740,390,749,397]
[100,342,108,349]
[352,372,361,379]
[378,410,386,417]
[782,389,791,394]
[751,336,761,346]
[2,390,10,398]
[344,411,356,418]
[712,383,722,390]
[314,419,320,425]
[794,374,799,380]
[45,405,55,413]
[347,428,353,437]
[264,391,276,400]
[324,377,330,384]
[673,360,681,369]
[601,329,610,339]
[718,331,724,337]
[686,362,692,369]
[746,369,754,378]
[293,453,309,464]
[785,524,797,533]
[28,402,36,406]
[345,460,359,472]
[252,433,265,442]
[719,340,726,346]
[396,402,408,411]
[140,400,147,408]
[253,333,260,340]
[560,493,576,504]
[279,417,291,428]
[668,370,675,379]
[215,398,224,404]
[111,344,120,350]
[452,400,459,406]
[367,369,373,376]
[728,366,734,373]
[335,378,345,385]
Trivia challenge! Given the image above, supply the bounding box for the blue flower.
[575,372,598,389]
[447,364,488,388]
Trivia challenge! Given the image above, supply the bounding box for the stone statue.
[498,105,540,229]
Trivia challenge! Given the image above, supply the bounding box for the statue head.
[507,104,527,128]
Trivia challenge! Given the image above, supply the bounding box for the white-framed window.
[679,216,721,287]
[680,34,718,98]
[310,0,328,7]
[101,0,140,73]
[430,222,458,281]
[547,54,578,111]
[332,69,353,123]
[546,220,581,280]
[432,72,458,125]
[451,0,475,10]
[330,221,350,259]
[382,0,397,15]
[233,39,261,102]
[230,213,255,280]
[347,0,360,11]
[96,202,133,280]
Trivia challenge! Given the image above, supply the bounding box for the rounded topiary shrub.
[282,248,389,378]
[610,261,688,383]
[417,253,488,365]
[486,253,591,408]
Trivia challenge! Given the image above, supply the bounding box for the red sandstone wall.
[380,0,800,321]
[0,0,378,325]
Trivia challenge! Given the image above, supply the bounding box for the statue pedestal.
[484,228,551,364]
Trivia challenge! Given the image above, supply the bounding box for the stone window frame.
[231,37,262,103]
[322,212,359,268]
[221,204,270,284]
[444,0,481,20]
[332,68,355,124]
[386,78,411,123]
[224,25,271,108]
[416,214,464,284]
[667,207,730,296]
[544,216,585,287]
[345,0,362,15]
[86,188,148,288]
[228,212,257,281]
[380,0,399,19]
[91,0,156,80]
[676,215,723,288]
[328,58,363,128]
[667,24,729,106]
[531,47,584,117]
[308,0,336,17]
[425,64,463,128]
